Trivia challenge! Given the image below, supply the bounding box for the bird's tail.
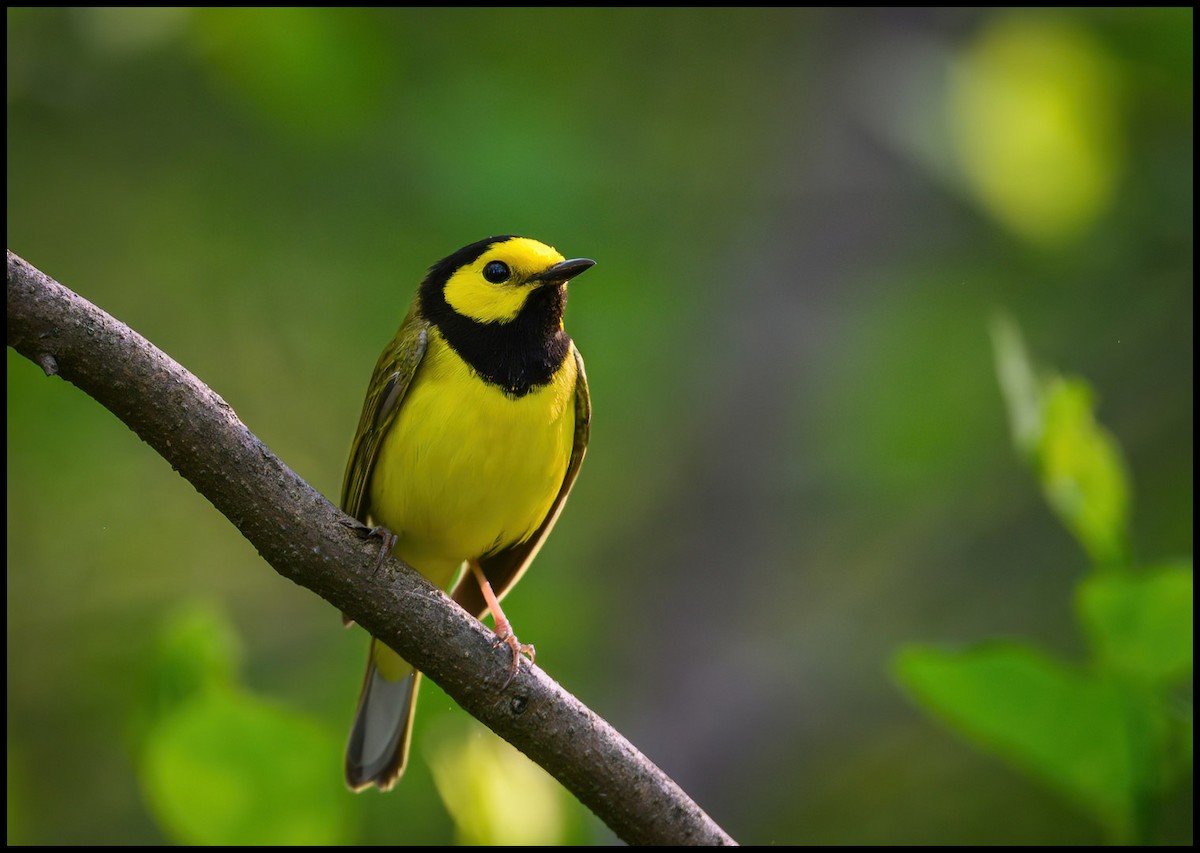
[345,638,420,791]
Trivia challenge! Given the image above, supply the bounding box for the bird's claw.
[341,520,398,573]
[496,631,536,689]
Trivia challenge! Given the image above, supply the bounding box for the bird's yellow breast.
[366,328,577,589]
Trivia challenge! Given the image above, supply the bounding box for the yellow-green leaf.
[1036,377,1131,569]
[948,14,1121,245]
[428,725,568,846]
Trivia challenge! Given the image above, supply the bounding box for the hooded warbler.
[341,235,594,791]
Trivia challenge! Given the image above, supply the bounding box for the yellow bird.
[340,236,594,791]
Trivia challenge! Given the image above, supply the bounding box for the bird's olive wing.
[340,310,429,521]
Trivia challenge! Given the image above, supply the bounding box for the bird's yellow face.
[442,237,568,324]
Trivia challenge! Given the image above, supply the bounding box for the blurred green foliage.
[7,7,1192,845]
[993,314,1133,569]
[137,605,351,845]
[896,320,1192,844]
[948,15,1122,245]
[429,725,573,845]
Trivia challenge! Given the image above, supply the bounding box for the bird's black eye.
[482,260,511,284]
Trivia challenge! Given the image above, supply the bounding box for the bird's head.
[422,236,595,325]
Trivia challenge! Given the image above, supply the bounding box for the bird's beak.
[531,258,596,285]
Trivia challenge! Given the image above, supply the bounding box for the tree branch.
[6,250,736,846]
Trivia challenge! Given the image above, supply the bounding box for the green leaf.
[140,688,351,845]
[1036,377,1132,569]
[895,642,1167,842]
[1077,561,1193,683]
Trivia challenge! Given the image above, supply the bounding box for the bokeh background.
[7,7,1192,845]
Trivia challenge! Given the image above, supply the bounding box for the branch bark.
[6,250,735,846]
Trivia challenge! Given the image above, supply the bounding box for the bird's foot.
[341,520,398,573]
[495,630,536,689]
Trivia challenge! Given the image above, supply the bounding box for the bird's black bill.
[531,258,596,284]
